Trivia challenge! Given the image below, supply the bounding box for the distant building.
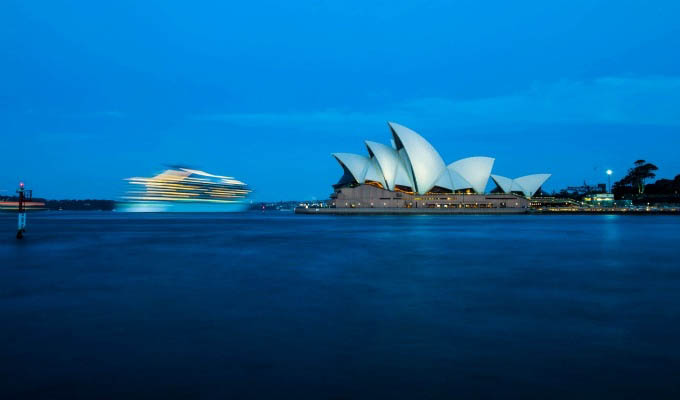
[565,183,607,195]
[582,193,635,208]
[529,197,581,209]
[583,193,615,207]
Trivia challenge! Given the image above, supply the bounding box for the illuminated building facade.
[582,193,615,207]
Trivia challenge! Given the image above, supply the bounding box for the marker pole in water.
[16,182,29,239]
[17,213,26,238]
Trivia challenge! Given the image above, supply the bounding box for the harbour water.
[1,212,680,398]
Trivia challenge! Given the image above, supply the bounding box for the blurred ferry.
[116,167,251,212]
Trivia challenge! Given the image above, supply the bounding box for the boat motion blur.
[116,167,251,212]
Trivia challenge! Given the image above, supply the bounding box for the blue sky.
[2,1,680,200]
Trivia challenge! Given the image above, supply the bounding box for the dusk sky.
[2,1,680,200]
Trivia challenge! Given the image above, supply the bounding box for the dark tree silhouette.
[613,160,659,196]
[645,174,680,196]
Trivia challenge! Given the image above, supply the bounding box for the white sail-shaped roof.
[365,141,400,190]
[491,173,551,197]
[394,159,413,188]
[434,170,454,190]
[510,180,524,192]
[332,153,370,184]
[448,157,494,194]
[426,169,475,192]
[449,169,473,190]
[365,157,387,188]
[513,174,551,197]
[491,174,513,193]
[388,122,446,194]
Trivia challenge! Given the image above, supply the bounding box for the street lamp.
[606,169,613,193]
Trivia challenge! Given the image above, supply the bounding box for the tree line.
[613,160,680,201]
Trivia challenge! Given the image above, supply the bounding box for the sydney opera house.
[326,122,550,212]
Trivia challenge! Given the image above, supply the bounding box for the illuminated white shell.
[394,159,413,188]
[434,170,454,190]
[491,173,551,197]
[332,153,370,183]
[490,174,513,193]
[513,174,551,197]
[449,169,473,190]
[448,156,495,194]
[388,122,446,194]
[365,157,387,188]
[365,141,402,190]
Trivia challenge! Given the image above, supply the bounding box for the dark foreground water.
[1,212,680,399]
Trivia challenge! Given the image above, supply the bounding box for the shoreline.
[295,207,680,215]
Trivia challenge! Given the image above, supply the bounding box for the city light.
[606,169,613,175]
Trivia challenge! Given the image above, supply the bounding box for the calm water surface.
[1,212,679,398]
